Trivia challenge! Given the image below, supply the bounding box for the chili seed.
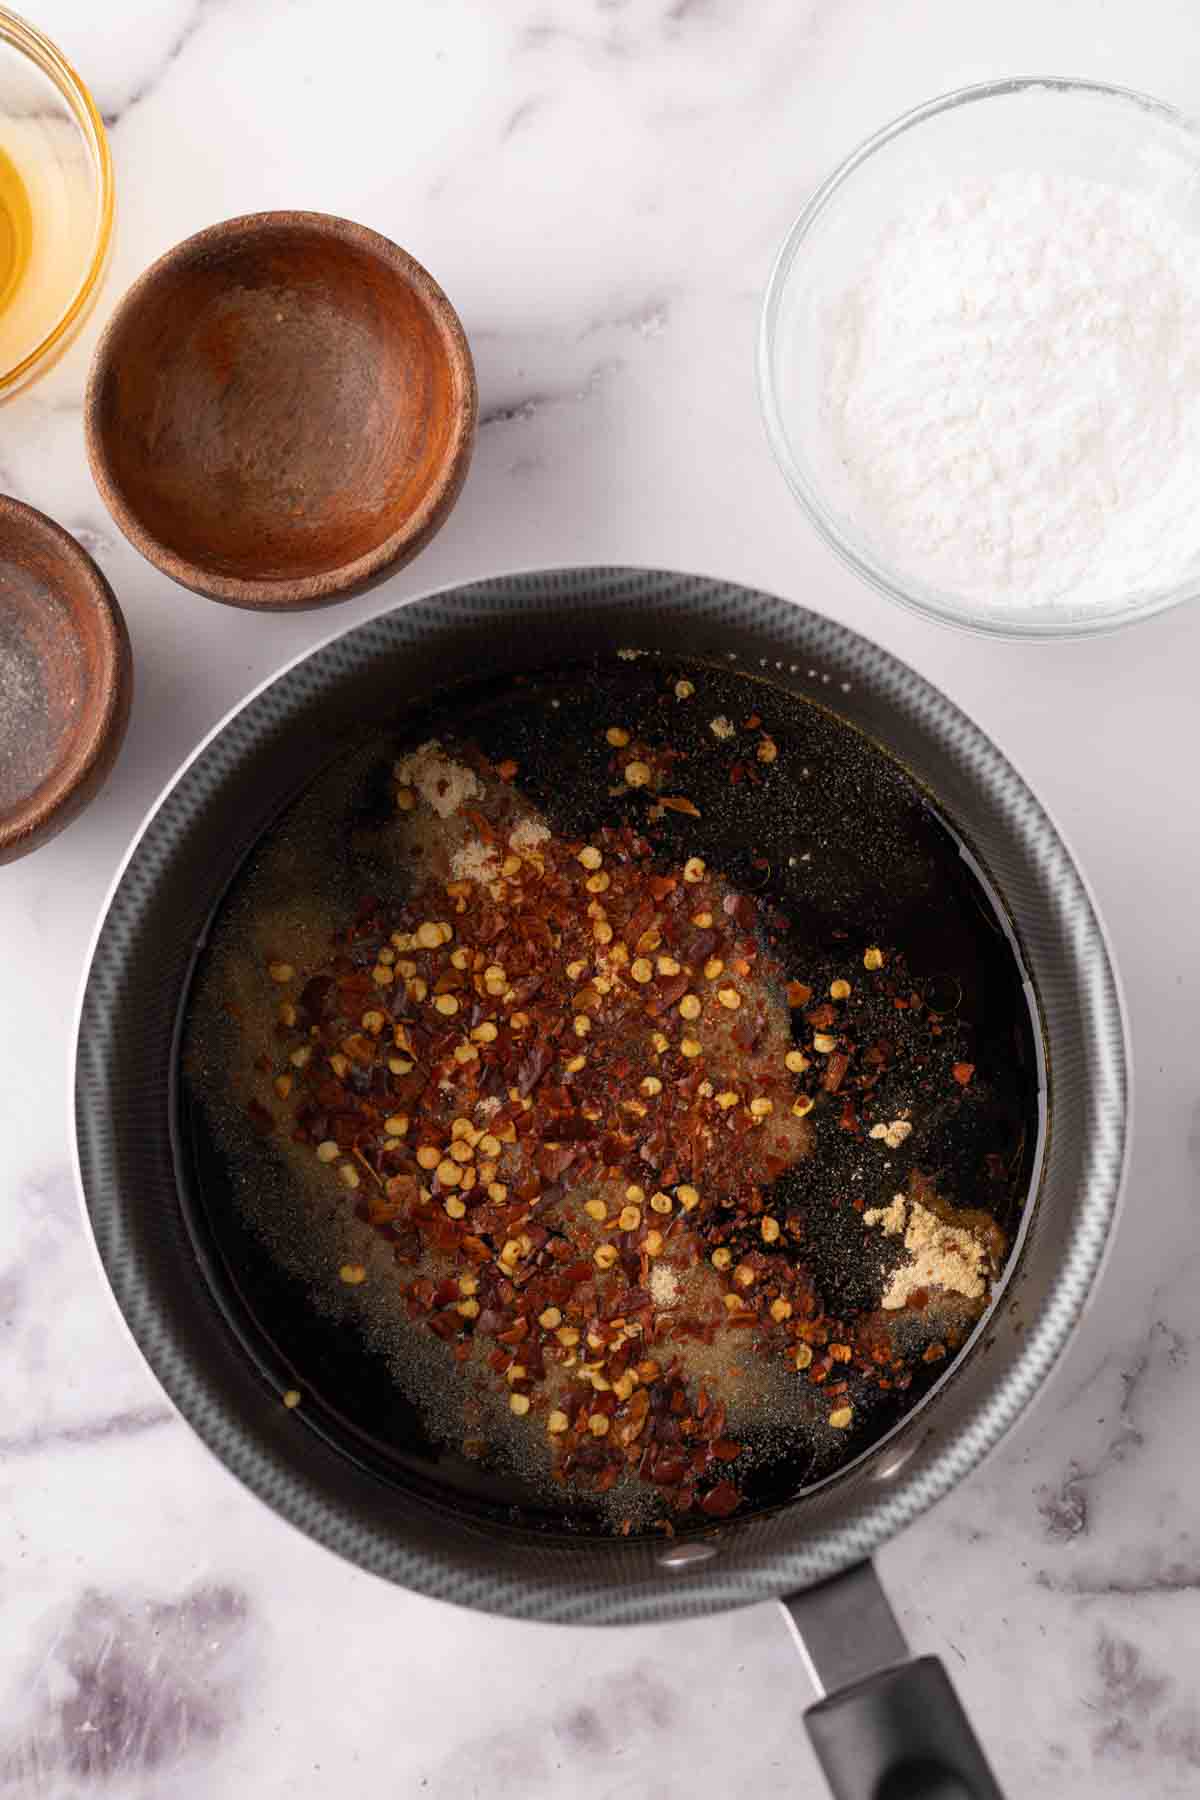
[509,1393,531,1416]
[644,1231,664,1256]
[761,1216,781,1243]
[338,1164,360,1190]
[683,857,706,883]
[770,1298,792,1322]
[578,846,603,869]
[625,761,651,787]
[548,1409,570,1433]
[339,1263,366,1284]
[539,1307,562,1329]
[589,1414,611,1437]
[711,1248,732,1270]
[679,994,701,1020]
[650,1192,673,1214]
[813,1032,837,1054]
[830,979,851,1000]
[384,1115,409,1136]
[680,1038,702,1058]
[316,1140,339,1163]
[792,1096,814,1117]
[594,1244,619,1269]
[749,1097,774,1118]
[606,727,630,747]
[785,1050,809,1073]
[619,1205,642,1231]
[268,961,294,984]
[717,987,741,1010]
[829,1406,853,1429]
[283,1389,302,1409]
[677,1184,700,1211]
[631,958,653,984]
[794,1344,813,1370]
[434,993,459,1016]
[864,947,884,970]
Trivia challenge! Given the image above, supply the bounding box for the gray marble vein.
[3,1,1200,1795]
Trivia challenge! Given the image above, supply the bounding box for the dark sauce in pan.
[178,653,1043,1536]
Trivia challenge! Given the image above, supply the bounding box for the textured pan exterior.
[73,569,1127,1624]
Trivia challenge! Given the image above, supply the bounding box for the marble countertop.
[3,1,1199,1794]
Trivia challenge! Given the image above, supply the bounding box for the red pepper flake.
[699,1480,741,1517]
[952,1062,975,1086]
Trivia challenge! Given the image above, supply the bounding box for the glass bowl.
[0,6,112,395]
[758,78,1200,639]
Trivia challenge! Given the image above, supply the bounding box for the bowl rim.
[83,209,478,610]
[757,74,1200,641]
[0,495,131,862]
[0,4,114,394]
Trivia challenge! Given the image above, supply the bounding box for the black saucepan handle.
[780,1562,1004,1800]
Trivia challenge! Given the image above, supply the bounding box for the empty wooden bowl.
[84,213,477,609]
[0,497,131,864]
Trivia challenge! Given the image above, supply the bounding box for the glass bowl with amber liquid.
[0,7,112,395]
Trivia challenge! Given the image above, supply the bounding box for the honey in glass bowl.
[0,7,112,394]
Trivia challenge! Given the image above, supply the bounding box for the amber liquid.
[0,142,32,317]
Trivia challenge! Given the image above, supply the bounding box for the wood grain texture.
[84,212,477,610]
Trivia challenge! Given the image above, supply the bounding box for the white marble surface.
[2,1,1199,1794]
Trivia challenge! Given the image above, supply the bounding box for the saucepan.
[73,569,1126,1800]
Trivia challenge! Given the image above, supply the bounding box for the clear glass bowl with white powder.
[759,78,1200,637]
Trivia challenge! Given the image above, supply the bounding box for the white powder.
[509,818,550,853]
[393,741,480,818]
[648,1264,680,1308]
[450,838,499,884]
[824,171,1200,612]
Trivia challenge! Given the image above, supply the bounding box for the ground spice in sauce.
[242,737,1004,1523]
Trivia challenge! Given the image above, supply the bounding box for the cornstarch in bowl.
[761,79,1200,637]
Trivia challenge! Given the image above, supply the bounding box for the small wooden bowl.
[84,213,477,610]
[0,498,132,865]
